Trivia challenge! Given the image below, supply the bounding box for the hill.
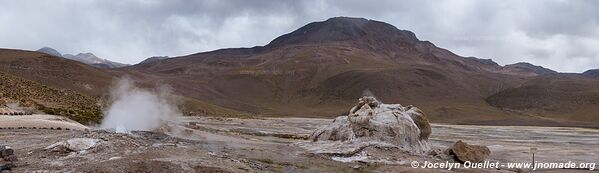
[582,69,599,79]
[36,47,129,68]
[3,17,598,127]
[0,48,115,95]
[0,71,102,123]
[63,53,129,68]
[486,75,599,127]
[0,49,247,123]
[128,17,599,126]
[126,17,522,123]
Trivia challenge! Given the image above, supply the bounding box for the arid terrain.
[1,115,597,172]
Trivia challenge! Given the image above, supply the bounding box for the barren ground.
[1,116,597,173]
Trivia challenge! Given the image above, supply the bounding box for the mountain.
[138,56,170,65]
[1,48,115,95]
[127,17,597,127]
[5,17,599,127]
[486,75,599,126]
[582,69,599,79]
[500,62,558,76]
[63,53,129,68]
[0,49,114,122]
[0,48,247,123]
[0,71,102,123]
[36,47,63,57]
[36,47,129,68]
[127,17,599,127]
[266,17,418,48]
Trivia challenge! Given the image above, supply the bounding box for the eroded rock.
[45,138,101,153]
[0,147,13,159]
[448,140,490,163]
[310,96,431,153]
[0,146,17,171]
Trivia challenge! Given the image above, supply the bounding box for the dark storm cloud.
[0,0,597,72]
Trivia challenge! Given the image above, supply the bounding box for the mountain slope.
[63,53,129,68]
[128,17,529,123]
[0,48,247,122]
[0,48,115,95]
[128,17,599,126]
[486,75,599,126]
[36,47,129,68]
[6,17,598,127]
[138,56,170,65]
[582,69,599,79]
[37,47,63,57]
[0,71,102,123]
[501,62,558,76]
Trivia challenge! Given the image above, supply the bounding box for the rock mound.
[45,138,101,153]
[448,140,490,163]
[1,146,17,171]
[310,96,431,153]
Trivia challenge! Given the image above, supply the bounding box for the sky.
[1,0,598,72]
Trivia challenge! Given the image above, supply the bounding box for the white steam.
[100,77,181,133]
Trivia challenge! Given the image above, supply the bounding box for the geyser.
[100,77,181,133]
[310,96,431,153]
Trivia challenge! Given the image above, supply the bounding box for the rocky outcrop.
[45,138,100,153]
[0,146,17,171]
[448,140,490,163]
[310,96,431,153]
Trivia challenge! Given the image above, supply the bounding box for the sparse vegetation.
[254,158,274,164]
[0,72,103,123]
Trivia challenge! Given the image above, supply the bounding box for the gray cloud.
[0,0,597,72]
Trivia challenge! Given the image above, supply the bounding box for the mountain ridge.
[3,17,598,127]
[126,17,599,126]
[36,47,129,68]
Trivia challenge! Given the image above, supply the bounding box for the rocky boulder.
[310,96,431,153]
[448,140,490,163]
[45,138,101,153]
[0,146,17,171]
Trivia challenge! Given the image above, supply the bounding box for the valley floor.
[0,116,597,172]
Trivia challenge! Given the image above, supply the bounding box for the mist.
[100,77,181,133]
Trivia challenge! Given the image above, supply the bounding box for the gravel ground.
[0,116,597,172]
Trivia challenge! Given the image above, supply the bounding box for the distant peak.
[36,47,63,57]
[582,69,599,79]
[38,46,55,50]
[504,62,558,75]
[138,56,170,65]
[76,52,96,57]
[266,17,418,47]
[324,16,369,23]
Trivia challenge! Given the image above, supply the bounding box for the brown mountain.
[127,17,599,126]
[486,74,599,127]
[36,47,129,68]
[582,69,599,79]
[0,49,112,122]
[2,17,598,127]
[0,48,246,123]
[501,62,558,76]
[0,48,115,95]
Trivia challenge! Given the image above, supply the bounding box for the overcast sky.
[1,0,598,72]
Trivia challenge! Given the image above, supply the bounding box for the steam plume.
[100,77,181,133]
